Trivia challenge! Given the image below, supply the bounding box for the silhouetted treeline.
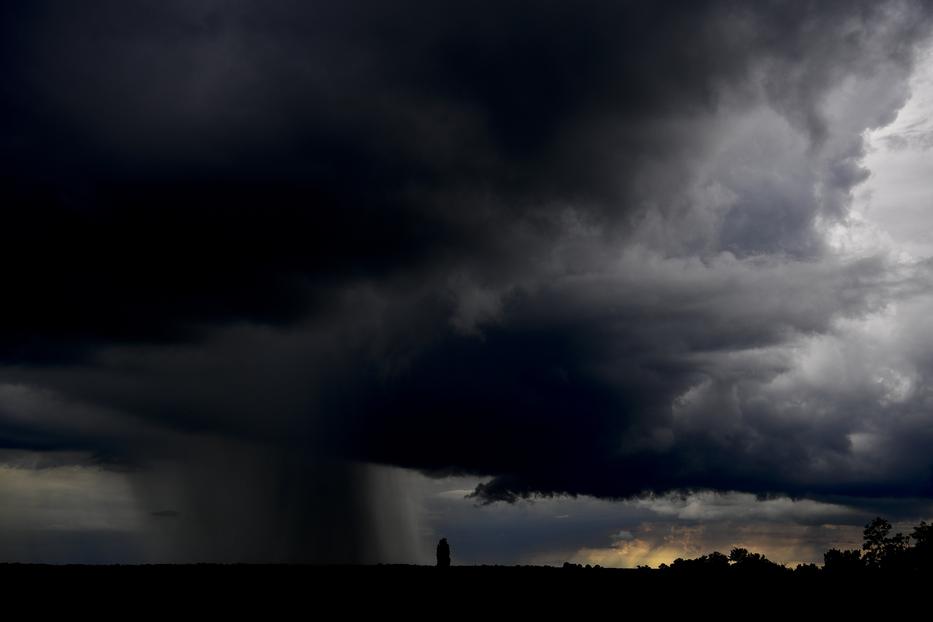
[654,547,794,577]
[640,516,933,577]
[822,517,933,575]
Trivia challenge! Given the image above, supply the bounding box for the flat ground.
[0,563,916,615]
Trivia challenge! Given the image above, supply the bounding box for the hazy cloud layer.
[4,1,933,562]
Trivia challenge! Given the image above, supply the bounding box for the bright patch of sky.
[846,44,933,261]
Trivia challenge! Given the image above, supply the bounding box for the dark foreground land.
[1,563,926,615]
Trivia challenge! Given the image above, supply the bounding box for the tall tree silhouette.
[862,517,908,569]
[436,538,451,568]
[910,520,933,570]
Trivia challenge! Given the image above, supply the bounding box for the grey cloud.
[3,0,933,562]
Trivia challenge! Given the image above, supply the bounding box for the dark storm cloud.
[3,0,933,561]
[345,253,929,502]
[3,0,926,359]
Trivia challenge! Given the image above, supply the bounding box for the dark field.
[1,563,920,615]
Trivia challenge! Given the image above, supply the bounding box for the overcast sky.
[4,0,933,566]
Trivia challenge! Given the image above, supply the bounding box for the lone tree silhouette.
[436,537,450,568]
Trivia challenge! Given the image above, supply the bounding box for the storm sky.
[4,0,933,566]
